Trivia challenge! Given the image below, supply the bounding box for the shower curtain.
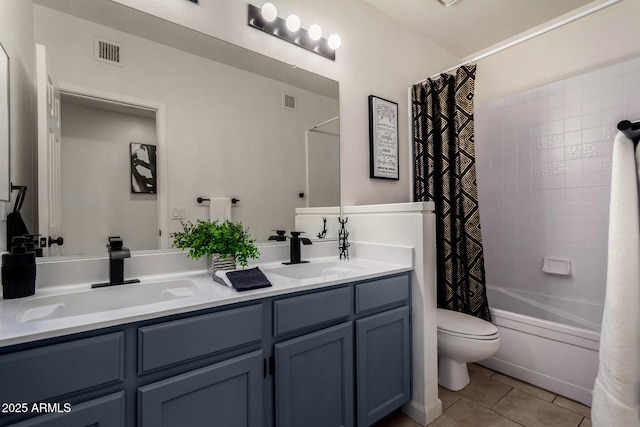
[591,133,640,426]
[411,64,491,321]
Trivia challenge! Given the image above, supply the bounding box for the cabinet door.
[275,322,353,427]
[356,306,411,427]
[138,350,263,427]
[8,392,124,427]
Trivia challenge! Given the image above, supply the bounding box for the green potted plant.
[172,219,260,282]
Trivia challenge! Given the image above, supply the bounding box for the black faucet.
[283,231,312,265]
[92,237,140,288]
[268,230,287,242]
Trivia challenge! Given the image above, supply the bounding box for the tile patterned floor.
[374,364,592,427]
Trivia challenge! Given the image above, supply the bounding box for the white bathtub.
[480,286,602,406]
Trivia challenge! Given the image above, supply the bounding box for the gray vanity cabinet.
[6,392,125,427]
[355,307,411,427]
[138,350,264,427]
[0,272,411,427]
[274,322,354,427]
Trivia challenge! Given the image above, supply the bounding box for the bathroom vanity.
[0,256,411,427]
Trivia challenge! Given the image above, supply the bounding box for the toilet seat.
[437,308,499,340]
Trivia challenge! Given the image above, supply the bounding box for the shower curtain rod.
[617,120,640,145]
[414,0,623,85]
[309,116,339,131]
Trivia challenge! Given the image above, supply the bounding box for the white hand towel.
[209,197,232,222]
[591,133,640,427]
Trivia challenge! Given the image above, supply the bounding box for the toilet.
[437,308,500,391]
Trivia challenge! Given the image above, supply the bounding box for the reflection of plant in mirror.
[171,220,260,268]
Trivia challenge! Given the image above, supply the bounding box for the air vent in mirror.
[283,93,296,111]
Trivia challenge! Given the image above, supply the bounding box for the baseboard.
[403,397,442,426]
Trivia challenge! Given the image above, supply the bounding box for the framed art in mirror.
[130,142,157,194]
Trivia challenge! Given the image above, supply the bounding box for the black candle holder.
[338,217,350,260]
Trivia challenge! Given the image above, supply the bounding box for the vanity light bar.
[247,4,337,61]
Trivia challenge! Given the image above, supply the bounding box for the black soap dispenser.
[2,236,36,299]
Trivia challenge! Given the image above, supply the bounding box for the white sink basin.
[264,261,364,280]
[16,279,199,323]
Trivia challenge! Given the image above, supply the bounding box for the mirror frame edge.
[0,41,10,202]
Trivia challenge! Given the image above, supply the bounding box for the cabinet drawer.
[355,275,409,314]
[138,350,263,427]
[274,286,351,337]
[138,304,263,374]
[0,333,124,404]
[8,391,125,427]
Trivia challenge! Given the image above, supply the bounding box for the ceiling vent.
[283,93,297,111]
[94,36,123,67]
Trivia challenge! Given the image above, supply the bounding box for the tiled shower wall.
[475,56,640,305]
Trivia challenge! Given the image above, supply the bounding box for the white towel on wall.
[591,133,640,427]
[209,197,232,222]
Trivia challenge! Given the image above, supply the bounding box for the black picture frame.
[368,95,399,180]
[130,142,157,194]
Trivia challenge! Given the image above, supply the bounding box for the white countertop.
[0,256,412,348]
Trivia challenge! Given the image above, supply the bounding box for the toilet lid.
[437,308,499,338]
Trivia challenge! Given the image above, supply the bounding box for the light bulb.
[328,34,341,50]
[286,14,301,32]
[308,24,322,41]
[261,3,277,22]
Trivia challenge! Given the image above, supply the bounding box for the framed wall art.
[368,95,399,180]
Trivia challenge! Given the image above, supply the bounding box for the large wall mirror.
[0,42,9,202]
[31,0,340,258]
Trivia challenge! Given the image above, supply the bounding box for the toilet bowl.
[437,308,500,391]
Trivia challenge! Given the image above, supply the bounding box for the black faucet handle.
[107,236,124,250]
[268,230,287,241]
[290,231,305,238]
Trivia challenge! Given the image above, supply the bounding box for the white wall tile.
[547,80,565,94]
[601,93,623,111]
[565,130,583,145]
[548,106,565,121]
[583,82,602,100]
[583,127,602,144]
[565,159,583,174]
[565,102,583,118]
[583,99,602,115]
[475,57,624,308]
[564,88,582,105]
[583,142,602,158]
[582,69,602,85]
[548,119,565,135]
[565,116,582,132]
[564,75,582,90]
[582,112,602,129]
[583,157,603,172]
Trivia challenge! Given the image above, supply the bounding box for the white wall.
[473,1,640,307]
[60,101,158,256]
[0,0,35,252]
[111,0,460,207]
[34,5,339,243]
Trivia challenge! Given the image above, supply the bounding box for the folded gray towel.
[226,267,272,292]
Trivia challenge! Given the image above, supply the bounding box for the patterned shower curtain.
[412,65,491,321]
